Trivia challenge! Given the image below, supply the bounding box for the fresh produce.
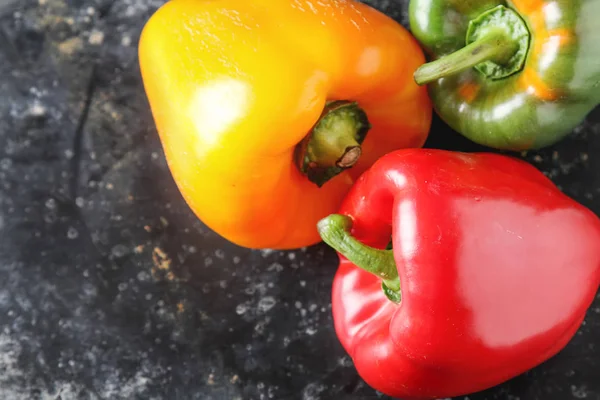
[318,148,600,400]
[138,0,432,250]
[410,0,600,150]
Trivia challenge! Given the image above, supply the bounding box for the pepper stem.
[295,101,371,187]
[414,5,531,85]
[414,30,517,85]
[317,214,401,303]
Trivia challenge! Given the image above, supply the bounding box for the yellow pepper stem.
[295,101,371,187]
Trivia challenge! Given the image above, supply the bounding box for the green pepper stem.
[414,5,531,85]
[317,214,401,303]
[414,29,518,85]
[295,101,371,188]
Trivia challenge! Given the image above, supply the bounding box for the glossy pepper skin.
[138,0,432,250]
[409,0,600,151]
[317,149,600,400]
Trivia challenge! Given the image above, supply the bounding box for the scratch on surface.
[69,67,97,200]
[349,18,361,30]
[82,129,149,196]
[494,222,523,239]
[0,24,19,63]
[505,229,524,239]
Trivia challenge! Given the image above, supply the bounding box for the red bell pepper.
[317,149,600,400]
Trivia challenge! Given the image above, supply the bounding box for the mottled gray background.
[0,0,599,399]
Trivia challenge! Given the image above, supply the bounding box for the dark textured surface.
[0,0,599,399]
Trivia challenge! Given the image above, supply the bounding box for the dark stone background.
[0,0,599,399]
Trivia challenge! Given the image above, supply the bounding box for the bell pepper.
[138,0,432,250]
[317,149,600,400]
[409,0,600,151]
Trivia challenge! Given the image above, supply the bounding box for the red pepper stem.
[317,214,401,303]
[295,101,371,188]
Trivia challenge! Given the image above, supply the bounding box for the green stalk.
[414,5,531,85]
[295,101,371,187]
[317,214,401,304]
[414,29,518,85]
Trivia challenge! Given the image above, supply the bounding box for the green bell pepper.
[410,0,600,151]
